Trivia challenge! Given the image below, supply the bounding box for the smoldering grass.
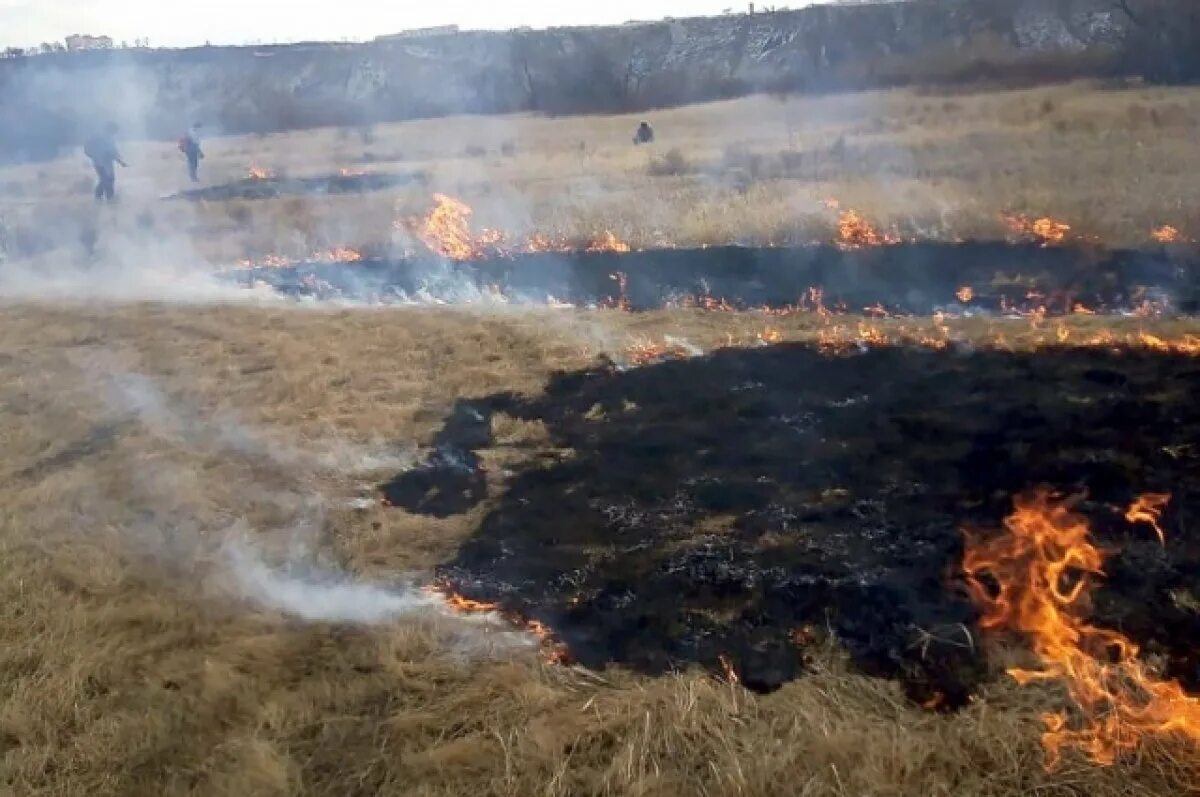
[221,532,440,625]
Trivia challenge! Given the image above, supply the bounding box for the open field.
[4,80,1200,269]
[5,78,1200,796]
[2,304,1200,795]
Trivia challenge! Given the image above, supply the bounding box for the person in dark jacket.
[633,121,655,145]
[84,123,127,201]
[178,124,204,182]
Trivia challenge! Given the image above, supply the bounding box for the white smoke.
[70,363,504,635]
[224,537,441,624]
[664,334,704,357]
[96,368,415,476]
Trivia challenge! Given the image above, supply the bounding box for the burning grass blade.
[403,195,634,261]
[833,206,901,250]
[963,489,1200,769]
[717,653,741,685]
[422,582,571,665]
[1152,225,1183,244]
[586,231,633,254]
[1124,493,1171,546]
[1001,214,1071,247]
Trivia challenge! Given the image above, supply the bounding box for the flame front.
[247,166,274,180]
[525,232,568,253]
[963,489,1200,768]
[586,230,633,253]
[957,286,975,304]
[415,193,487,260]
[236,253,296,270]
[835,208,899,249]
[422,583,569,664]
[759,327,783,344]
[316,247,363,263]
[624,337,694,366]
[1152,225,1182,244]
[404,195,634,260]
[1002,214,1071,246]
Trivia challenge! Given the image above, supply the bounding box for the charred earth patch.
[385,343,1200,704]
[240,242,1200,314]
[168,170,419,201]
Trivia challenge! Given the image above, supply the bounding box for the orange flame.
[247,166,274,180]
[317,247,363,263]
[963,489,1200,769]
[1124,493,1170,546]
[624,337,694,366]
[1002,214,1071,247]
[1152,225,1182,244]
[857,321,890,348]
[921,692,946,712]
[405,196,636,260]
[1137,332,1200,356]
[717,653,740,685]
[415,193,486,260]
[422,584,570,664]
[525,232,568,253]
[835,208,899,249]
[586,230,633,254]
[957,286,975,304]
[758,327,783,345]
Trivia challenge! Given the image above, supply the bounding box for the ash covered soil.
[166,170,420,201]
[386,342,1200,704]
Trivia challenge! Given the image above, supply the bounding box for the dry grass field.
[1,304,1199,797]
[5,78,1200,796]
[4,79,1200,269]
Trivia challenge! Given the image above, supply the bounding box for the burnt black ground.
[384,343,1200,704]
[166,171,419,201]
[242,242,1200,315]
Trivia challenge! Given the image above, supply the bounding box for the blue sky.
[0,1,767,48]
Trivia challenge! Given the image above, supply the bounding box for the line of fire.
[204,193,1200,771]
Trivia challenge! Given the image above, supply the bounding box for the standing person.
[178,124,204,182]
[84,123,127,202]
